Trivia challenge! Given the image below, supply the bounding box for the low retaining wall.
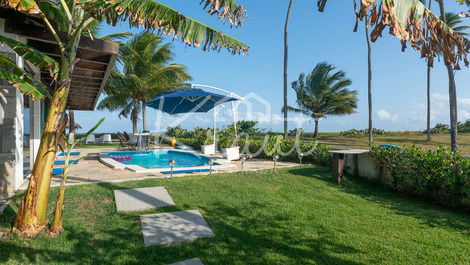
[342,152,394,188]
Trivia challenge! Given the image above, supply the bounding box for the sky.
[74,0,470,134]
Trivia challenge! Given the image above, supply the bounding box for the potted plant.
[219,127,240,161]
[198,132,215,155]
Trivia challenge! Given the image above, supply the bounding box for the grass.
[1,166,468,265]
[308,132,470,154]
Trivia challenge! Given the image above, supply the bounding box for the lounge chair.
[84,134,95,144]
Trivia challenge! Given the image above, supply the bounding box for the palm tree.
[437,0,470,151]
[287,63,358,138]
[424,2,470,141]
[283,0,294,138]
[98,32,191,134]
[0,0,248,237]
[318,0,468,150]
[364,15,373,145]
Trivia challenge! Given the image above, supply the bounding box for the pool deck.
[46,148,300,187]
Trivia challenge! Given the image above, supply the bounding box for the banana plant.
[0,0,248,237]
[49,118,105,236]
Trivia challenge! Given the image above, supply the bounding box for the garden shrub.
[340,128,386,136]
[370,145,470,210]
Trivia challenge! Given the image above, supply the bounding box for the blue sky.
[75,0,470,134]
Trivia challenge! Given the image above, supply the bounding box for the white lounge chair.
[84,134,95,144]
[98,134,112,144]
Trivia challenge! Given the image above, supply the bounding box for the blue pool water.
[108,150,216,169]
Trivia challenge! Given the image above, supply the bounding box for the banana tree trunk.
[283,0,294,139]
[14,40,79,237]
[142,99,147,132]
[49,177,66,235]
[437,0,458,152]
[132,98,139,134]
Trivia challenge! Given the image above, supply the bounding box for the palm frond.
[318,0,468,69]
[79,0,249,55]
[199,0,247,27]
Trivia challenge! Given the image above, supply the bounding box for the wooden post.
[331,153,345,184]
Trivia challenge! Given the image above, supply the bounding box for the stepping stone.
[169,258,204,265]
[114,187,175,212]
[141,210,215,246]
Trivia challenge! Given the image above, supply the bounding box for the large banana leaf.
[0,0,41,14]
[0,53,51,100]
[78,0,249,54]
[317,0,469,69]
[199,0,247,27]
[0,35,59,79]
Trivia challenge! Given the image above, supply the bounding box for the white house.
[0,8,118,200]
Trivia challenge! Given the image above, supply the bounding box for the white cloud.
[376,109,398,122]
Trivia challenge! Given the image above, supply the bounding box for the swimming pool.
[107,150,216,169]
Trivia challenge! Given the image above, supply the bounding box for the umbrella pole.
[231,100,237,137]
[213,107,217,151]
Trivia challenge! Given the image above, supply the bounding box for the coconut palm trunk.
[313,119,319,138]
[283,0,294,138]
[142,99,148,132]
[132,98,139,134]
[14,48,78,236]
[437,0,459,152]
[365,15,373,145]
[426,0,432,142]
[426,65,432,141]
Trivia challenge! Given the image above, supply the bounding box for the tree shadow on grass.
[0,177,367,265]
[288,167,470,234]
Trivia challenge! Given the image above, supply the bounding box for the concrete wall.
[0,19,26,199]
[343,152,393,187]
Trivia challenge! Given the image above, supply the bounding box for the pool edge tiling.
[99,149,234,173]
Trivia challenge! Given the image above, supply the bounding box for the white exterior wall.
[0,18,30,198]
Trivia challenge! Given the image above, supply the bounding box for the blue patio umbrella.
[146,87,241,153]
[146,88,238,114]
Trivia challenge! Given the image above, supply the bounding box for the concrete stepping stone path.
[169,258,204,265]
[141,210,215,246]
[114,187,175,212]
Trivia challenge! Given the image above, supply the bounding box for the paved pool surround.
[99,149,233,173]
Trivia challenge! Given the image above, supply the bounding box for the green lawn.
[1,166,469,265]
[309,132,470,154]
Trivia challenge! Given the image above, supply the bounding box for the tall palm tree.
[424,0,433,141]
[424,2,470,141]
[437,0,470,151]
[98,32,191,134]
[287,63,358,138]
[0,0,248,237]
[364,15,373,145]
[283,0,294,138]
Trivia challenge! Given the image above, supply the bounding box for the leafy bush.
[289,128,304,137]
[232,120,259,135]
[238,137,331,167]
[370,145,470,210]
[166,126,187,138]
[340,128,386,136]
[458,120,470,133]
[426,123,449,134]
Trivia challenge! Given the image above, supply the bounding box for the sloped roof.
[0,8,119,110]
